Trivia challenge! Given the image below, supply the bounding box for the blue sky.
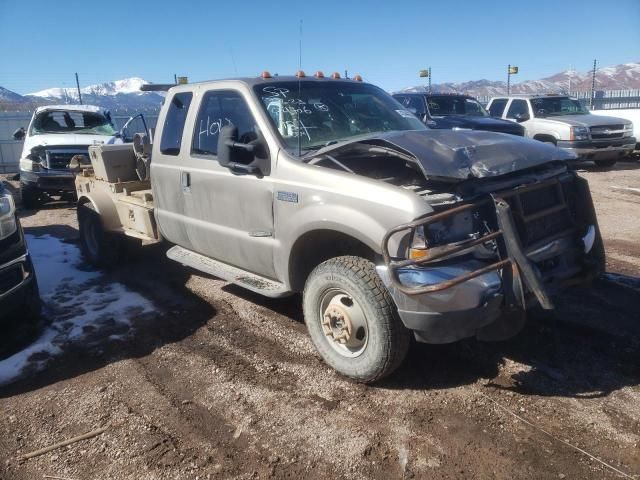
[1,0,638,94]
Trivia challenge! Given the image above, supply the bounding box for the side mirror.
[217,125,270,176]
[13,127,26,141]
[513,112,530,122]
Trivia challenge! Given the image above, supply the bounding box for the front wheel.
[303,256,410,383]
[78,203,122,267]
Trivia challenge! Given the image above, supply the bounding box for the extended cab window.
[488,99,507,117]
[160,92,193,155]
[506,99,529,119]
[192,90,257,156]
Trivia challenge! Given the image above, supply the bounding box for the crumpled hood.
[537,114,629,128]
[312,129,575,181]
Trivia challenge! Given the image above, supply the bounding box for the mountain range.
[399,62,640,97]
[1,61,639,113]
[0,77,164,114]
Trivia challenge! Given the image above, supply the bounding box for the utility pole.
[419,68,431,93]
[590,59,597,109]
[507,65,518,95]
[75,72,83,105]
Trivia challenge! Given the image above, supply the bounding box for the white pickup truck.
[487,95,635,167]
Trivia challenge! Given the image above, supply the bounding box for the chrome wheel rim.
[319,288,368,358]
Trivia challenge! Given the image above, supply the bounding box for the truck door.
[153,91,195,250]
[181,89,276,278]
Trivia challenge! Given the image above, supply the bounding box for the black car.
[393,93,525,136]
[0,182,40,326]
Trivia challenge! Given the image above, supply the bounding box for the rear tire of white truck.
[303,256,410,383]
[78,203,122,268]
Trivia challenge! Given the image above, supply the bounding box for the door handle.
[181,171,191,192]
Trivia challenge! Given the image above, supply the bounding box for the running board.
[166,245,291,298]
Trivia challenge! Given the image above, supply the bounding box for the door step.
[166,245,291,298]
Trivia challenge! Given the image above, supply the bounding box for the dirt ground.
[1,161,639,480]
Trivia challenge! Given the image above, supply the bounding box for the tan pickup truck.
[74,74,605,383]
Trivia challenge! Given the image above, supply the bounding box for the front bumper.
[20,169,76,192]
[0,252,39,322]
[557,137,636,160]
[377,262,504,343]
[380,176,604,344]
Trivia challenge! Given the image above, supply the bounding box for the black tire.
[303,256,410,383]
[20,184,42,209]
[594,159,617,168]
[78,203,122,267]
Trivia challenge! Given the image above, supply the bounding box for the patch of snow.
[0,235,155,386]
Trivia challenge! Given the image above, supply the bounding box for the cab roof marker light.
[331,72,341,79]
[314,71,324,78]
[261,71,272,79]
[296,70,306,78]
[353,74,363,82]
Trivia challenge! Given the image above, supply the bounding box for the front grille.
[500,179,576,250]
[590,125,625,140]
[0,265,23,295]
[45,149,88,170]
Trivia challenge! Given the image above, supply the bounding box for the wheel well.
[533,134,557,145]
[288,230,377,292]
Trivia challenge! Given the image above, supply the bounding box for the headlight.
[623,123,633,137]
[570,126,590,141]
[19,155,41,172]
[452,127,472,131]
[409,225,429,260]
[0,193,18,240]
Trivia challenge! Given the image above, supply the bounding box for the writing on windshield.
[254,82,425,152]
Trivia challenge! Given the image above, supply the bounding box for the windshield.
[254,81,426,152]
[31,110,116,135]
[530,97,588,117]
[426,96,489,117]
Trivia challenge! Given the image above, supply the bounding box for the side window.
[407,96,426,115]
[489,99,507,117]
[192,90,258,157]
[160,92,193,155]
[506,99,529,119]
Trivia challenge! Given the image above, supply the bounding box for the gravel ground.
[1,161,639,480]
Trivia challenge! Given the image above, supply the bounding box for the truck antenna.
[297,19,303,157]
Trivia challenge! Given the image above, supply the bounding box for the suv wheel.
[78,203,122,267]
[303,256,410,383]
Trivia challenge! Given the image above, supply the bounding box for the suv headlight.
[20,154,41,172]
[570,126,590,141]
[623,123,633,137]
[0,193,18,240]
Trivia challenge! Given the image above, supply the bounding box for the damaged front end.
[20,145,90,193]
[379,172,604,344]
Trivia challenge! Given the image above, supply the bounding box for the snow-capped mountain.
[399,61,640,97]
[19,77,163,114]
[28,77,149,99]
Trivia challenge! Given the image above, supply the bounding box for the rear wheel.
[78,203,122,267]
[594,158,617,168]
[303,256,410,383]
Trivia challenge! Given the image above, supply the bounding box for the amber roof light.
[261,71,272,79]
[353,74,363,82]
[331,72,341,79]
[296,70,306,78]
[314,71,325,78]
